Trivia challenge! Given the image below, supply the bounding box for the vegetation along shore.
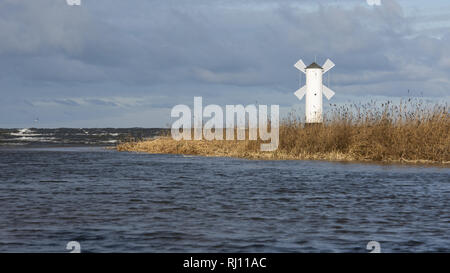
[117,100,449,165]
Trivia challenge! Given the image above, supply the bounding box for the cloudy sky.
[0,0,449,128]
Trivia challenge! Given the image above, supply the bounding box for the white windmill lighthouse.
[294,58,336,123]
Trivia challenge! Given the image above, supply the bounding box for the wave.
[0,128,168,147]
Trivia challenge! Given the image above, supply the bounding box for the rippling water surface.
[0,128,166,146]
[0,146,449,252]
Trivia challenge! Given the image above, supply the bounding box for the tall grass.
[118,99,449,164]
[276,99,449,163]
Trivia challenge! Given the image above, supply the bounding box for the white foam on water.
[10,128,42,137]
[0,142,26,146]
[101,140,118,143]
[11,137,57,142]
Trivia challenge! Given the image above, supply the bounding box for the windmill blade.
[322,85,335,100]
[322,59,335,74]
[294,59,306,73]
[294,86,307,100]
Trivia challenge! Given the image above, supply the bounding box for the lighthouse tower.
[294,59,336,123]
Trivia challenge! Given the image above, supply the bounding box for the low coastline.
[117,101,449,166]
[116,137,450,166]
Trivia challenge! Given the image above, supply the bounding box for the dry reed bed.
[117,100,449,165]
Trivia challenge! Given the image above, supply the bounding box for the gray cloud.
[0,0,449,127]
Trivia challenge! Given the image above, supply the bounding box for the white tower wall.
[293,58,335,124]
[305,68,323,123]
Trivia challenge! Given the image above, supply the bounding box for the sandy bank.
[117,137,449,166]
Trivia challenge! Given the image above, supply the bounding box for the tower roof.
[306,62,323,69]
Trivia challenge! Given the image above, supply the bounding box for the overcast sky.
[0,0,449,128]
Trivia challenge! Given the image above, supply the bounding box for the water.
[0,134,449,252]
[0,128,167,146]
